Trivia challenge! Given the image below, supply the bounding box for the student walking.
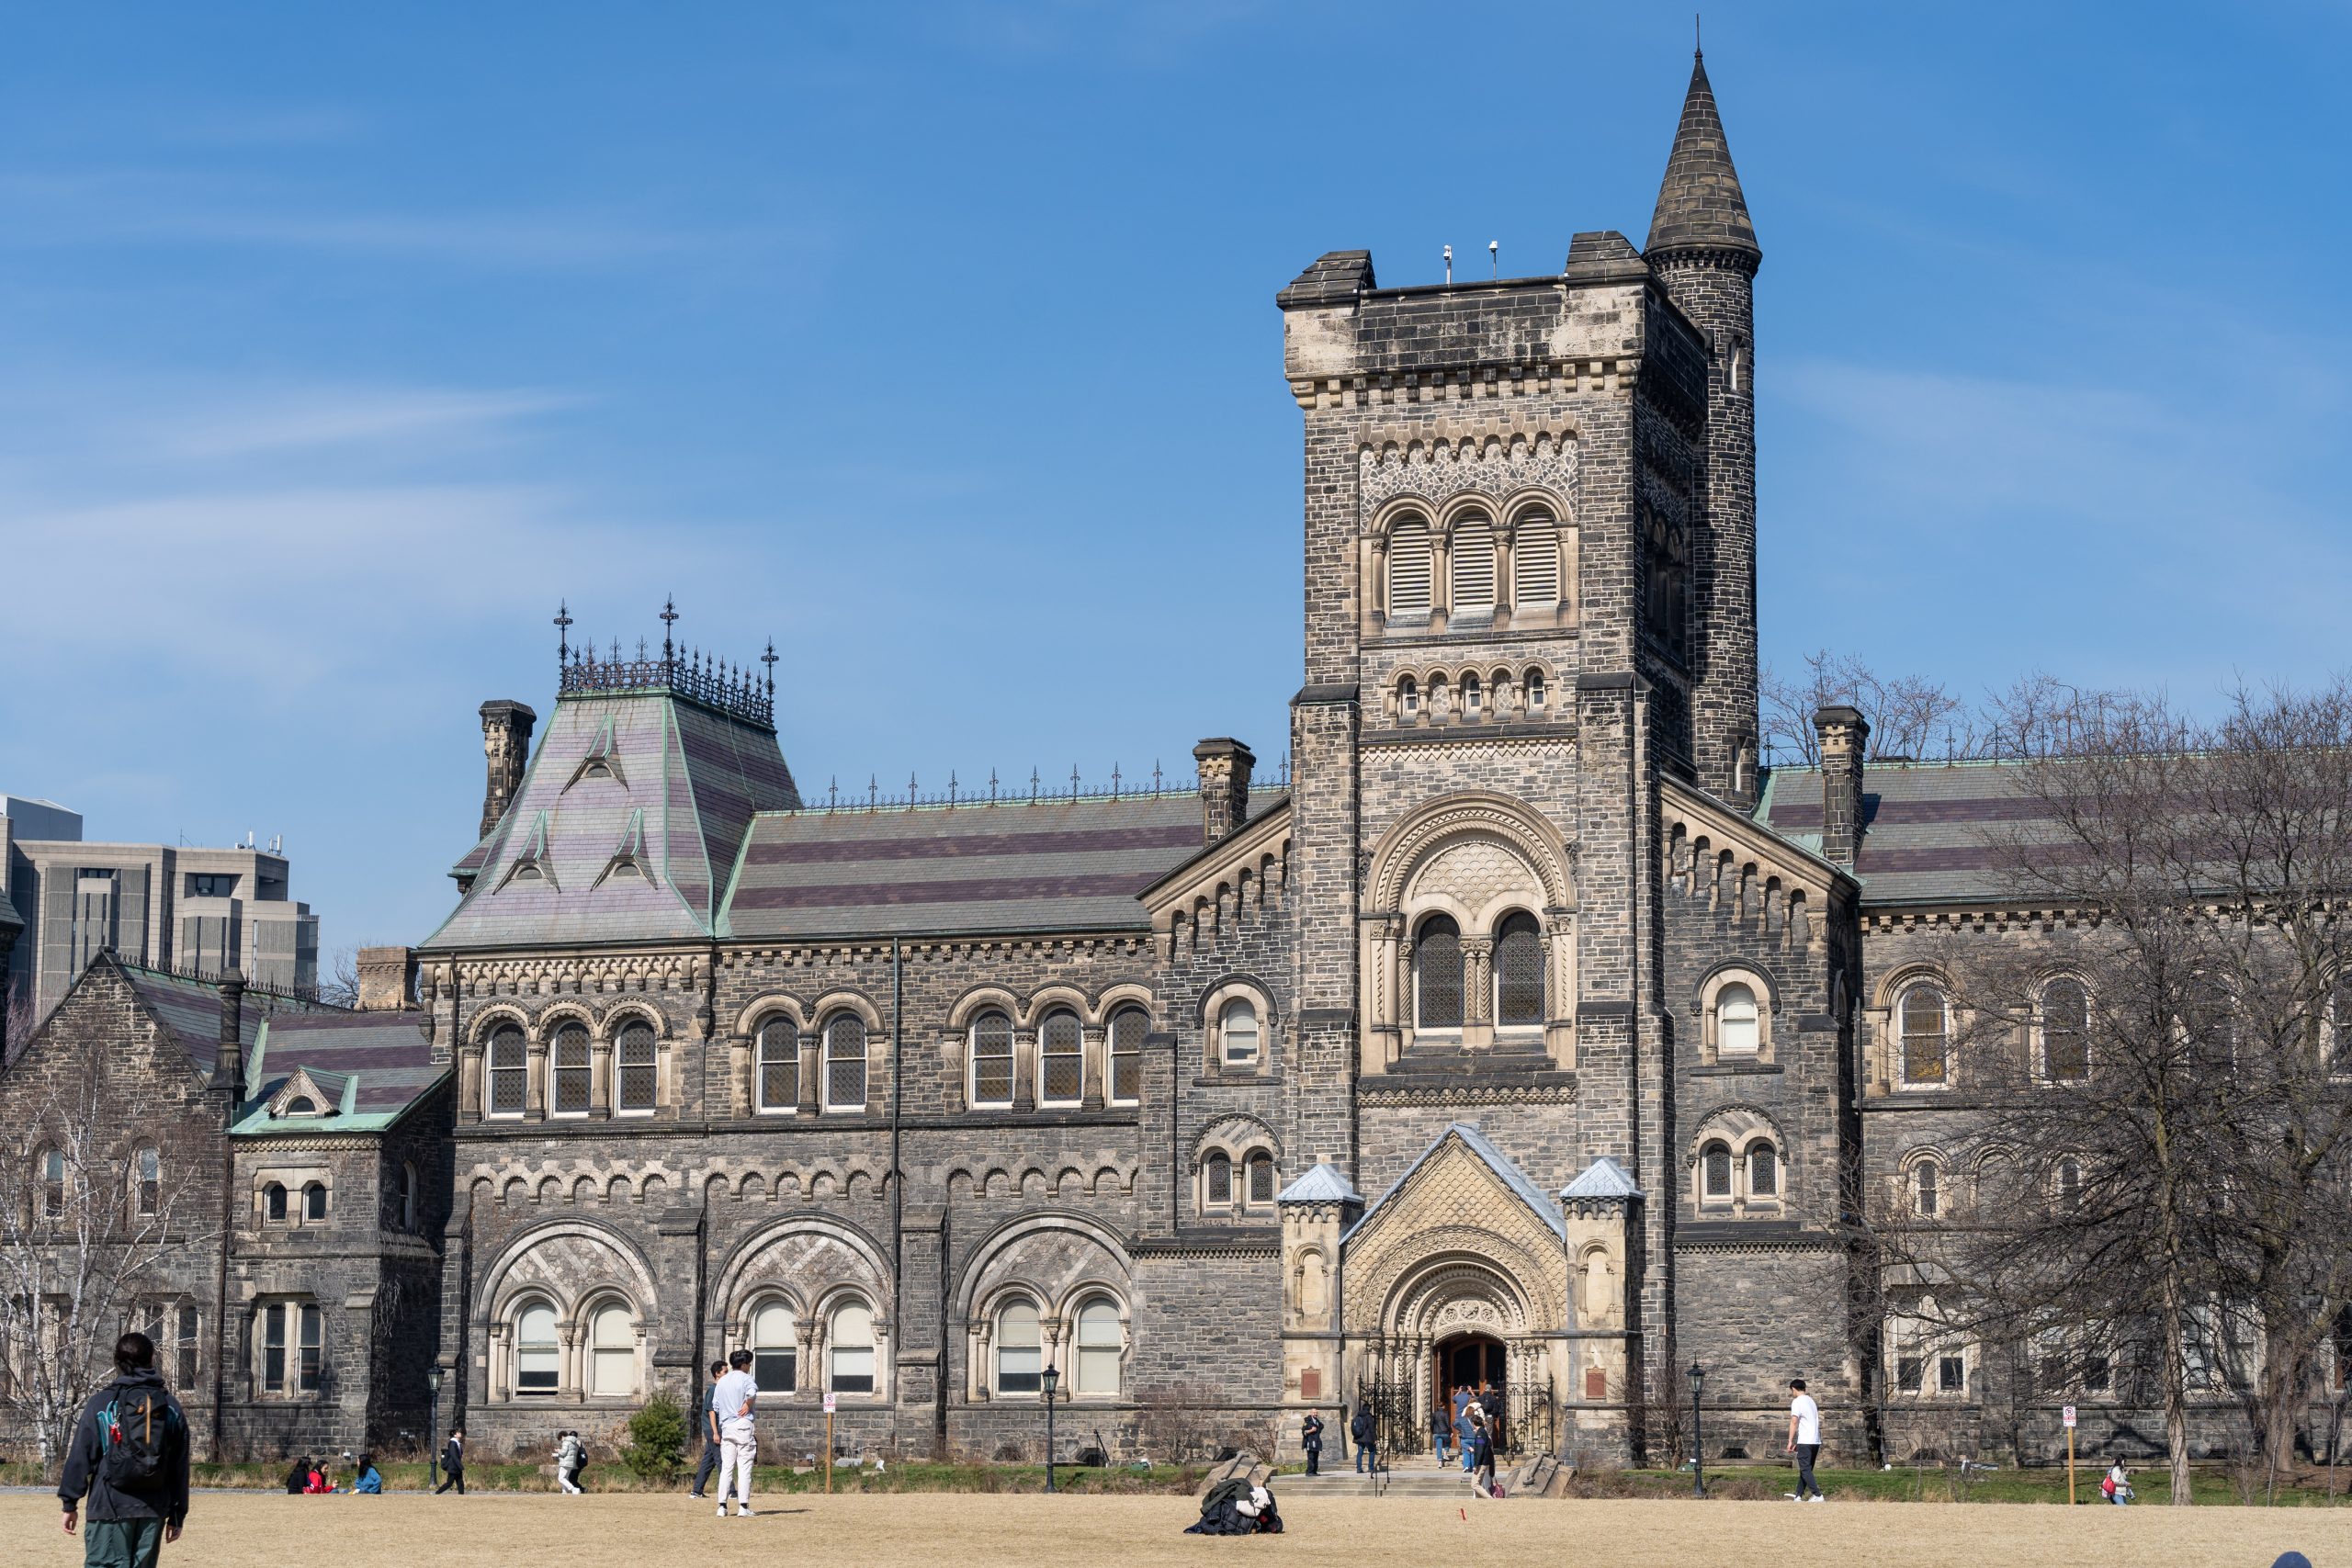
[1430,1401,1452,1465]
[1466,1415,1497,1502]
[1454,1389,1476,1473]
[712,1348,759,1517]
[1299,1413,1324,1476]
[435,1430,465,1495]
[1349,1404,1376,1474]
[689,1360,727,1498]
[556,1432,586,1495]
[58,1331,190,1568]
[2100,1462,2133,1505]
[1784,1379,1824,1502]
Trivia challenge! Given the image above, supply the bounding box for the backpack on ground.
[99,1384,179,1492]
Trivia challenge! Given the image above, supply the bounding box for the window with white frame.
[514,1302,559,1395]
[1716,982,1760,1055]
[615,1019,658,1113]
[301,1181,327,1222]
[1523,667,1546,712]
[1415,913,1464,1030]
[39,1148,64,1221]
[1897,984,1950,1088]
[263,1182,288,1224]
[751,1300,797,1393]
[551,1021,592,1113]
[1398,675,1420,718]
[261,1300,322,1396]
[175,1303,199,1386]
[1913,1156,1940,1218]
[132,1148,160,1218]
[1039,1009,1083,1104]
[1107,1007,1146,1104]
[968,1011,1014,1107]
[2041,977,2090,1083]
[756,1017,800,1113]
[1073,1298,1121,1395]
[995,1299,1042,1394]
[1462,671,1484,717]
[830,1302,876,1394]
[587,1302,634,1397]
[487,1023,526,1116]
[1450,513,1497,614]
[825,1015,868,1111]
[1387,518,1432,618]
[1217,998,1261,1069]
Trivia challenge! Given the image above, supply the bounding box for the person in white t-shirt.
[711,1349,759,1517]
[1784,1378,1824,1501]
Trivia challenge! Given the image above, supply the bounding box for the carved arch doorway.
[1436,1331,1507,1449]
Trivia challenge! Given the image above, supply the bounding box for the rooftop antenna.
[1488,240,1498,278]
[1695,11,1702,57]
[1442,243,1453,284]
[553,600,572,672]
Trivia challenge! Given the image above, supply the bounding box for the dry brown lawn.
[6,1489,2346,1568]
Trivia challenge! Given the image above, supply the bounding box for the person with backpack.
[1299,1412,1324,1476]
[434,1429,465,1495]
[58,1331,189,1568]
[2100,1461,2133,1505]
[1349,1404,1376,1474]
[1466,1413,1498,1501]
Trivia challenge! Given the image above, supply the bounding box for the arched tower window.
[1645,508,1689,659]
[751,1301,797,1392]
[1716,982,1759,1055]
[1899,985,1950,1088]
[995,1300,1042,1394]
[1074,1298,1122,1395]
[1204,1151,1231,1209]
[1387,518,1432,618]
[487,1024,526,1116]
[514,1303,559,1395]
[1702,1141,1733,1201]
[1512,513,1559,611]
[1414,914,1464,1030]
[756,1017,800,1113]
[2041,978,2089,1083]
[1246,1151,1275,1205]
[588,1303,635,1397]
[969,1011,1014,1107]
[1748,1142,1779,1198]
[551,1021,591,1114]
[1450,513,1496,614]
[1038,1009,1083,1104]
[825,1014,868,1111]
[1107,1006,1147,1105]
[1914,1158,1940,1218]
[615,1019,658,1112]
[1494,910,1544,1027]
[829,1302,876,1394]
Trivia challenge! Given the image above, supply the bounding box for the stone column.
[526,1037,548,1121]
[1080,1023,1105,1110]
[1012,1029,1036,1112]
[1463,938,1495,1047]
[589,1036,613,1118]
[727,1032,752,1118]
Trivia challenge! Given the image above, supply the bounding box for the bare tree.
[315,947,363,1010]
[1761,651,2083,765]
[3,979,41,1068]
[1864,681,2352,1504]
[0,1055,220,1474]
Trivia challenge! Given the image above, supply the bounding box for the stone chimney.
[1813,705,1870,866]
[356,946,420,1011]
[1193,738,1256,847]
[478,700,537,840]
[216,975,245,1103]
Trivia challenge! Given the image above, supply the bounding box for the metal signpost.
[824,1391,838,1494]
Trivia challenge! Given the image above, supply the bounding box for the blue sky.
[2,2,2345,952]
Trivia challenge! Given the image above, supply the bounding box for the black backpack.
[98,1383,179,1492]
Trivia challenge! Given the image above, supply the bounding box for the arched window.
[756,1017,800,1113]
[1513,515,1559,611]
[133,1148,160,1218]
[1398,676,1420,718]
[2041,978,2089,1082]
[1645,509,1688,658]
[400,1163,418,1231]
[1702,1142,1733,1201]
[1450,513,1496,614]
[1074,1298,1122,1395]
[1914,1158,1940,1218]
[40,1149,65,1220]
[825,1014,868,1111]
[1107,1007,1146,1105]
[2056,1157,2083,1211]
[1204,1151,1231,1209]
[514,1302,559,1395]
[282,1097,318,1116]
[1387,518,1432,618]
[1415,914,1464,1030]
[487,1023,526,1116]
[1495,911,1544,1027]
[175,1304,199,1386]
[615,1019,658,1113]
[551,1021,592,1114]
[969,1011,1013,1106]
[829,1302,876,1394]
[1523,668,1546,712]
[1218,998,1261,1068]
[301,1181,327,1222]
[1039,1009,1083,1104]
[1462,671,1484,716]
[1716,982,1760,1055]
[751,1300,797,1392]
[1246,1151,1275,1205]
[995,1300,1042,1394]
[1748,1143,1778,1199]
[263,1182,288,1223]
[1898,985,1950,1088]
[586,1303,634,1397]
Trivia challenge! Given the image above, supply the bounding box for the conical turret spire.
[1645,51,1759,261]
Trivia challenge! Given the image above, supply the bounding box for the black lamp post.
[426,1364,445,1491]
[1688,1361,1705,1498]
[1041,1362,1061,1494]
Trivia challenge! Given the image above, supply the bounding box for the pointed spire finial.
[1695,10,1702,57]
[761,638,778,698]
[1645,43,1758,261]
[660,596,678,670]
[554,600,572,671]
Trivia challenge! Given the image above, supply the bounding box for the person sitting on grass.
[347,1456,381,1495]
[283,1459,309,1495]
[302,1462,333,1495]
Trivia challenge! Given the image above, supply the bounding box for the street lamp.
[426,1364,445,1492]
[1041,1362,1061,1494]
[1688,1361,1705,1498]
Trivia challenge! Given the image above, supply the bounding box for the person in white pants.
[711,1349,759,1517]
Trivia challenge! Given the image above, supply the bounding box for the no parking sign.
[2063,1404,2076,1428]
[824,1392,838,1413]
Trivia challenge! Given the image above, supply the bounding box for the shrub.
[623,1397,689,1483]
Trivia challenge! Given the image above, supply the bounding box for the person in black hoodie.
[58,1331,189,1568]
[282,1459,309,1495]
[434,1429,465,1495]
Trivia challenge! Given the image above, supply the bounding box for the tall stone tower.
[477,700,537,840]
[1645,50,1761,808]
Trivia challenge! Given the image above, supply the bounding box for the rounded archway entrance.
[1435,1330,1510,1450]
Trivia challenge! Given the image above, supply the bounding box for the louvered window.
[1415,914,1464,1030]
[1387,520,1432,617]
[1514,517,1560,608]
[1450,515,1496,612]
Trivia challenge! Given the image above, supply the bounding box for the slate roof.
[1347,1122,1565,1243]
[232,1011,447,1134]
[1756,758,2053,908]
[424,685,801,952]
[116,962,340,1077]
[722,791,1237,940]
[1561,1155,1642,1201]
[1277,1161,1363,1205]
[1645,52,1759,259]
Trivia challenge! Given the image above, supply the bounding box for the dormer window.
[282,1097,317,1116]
